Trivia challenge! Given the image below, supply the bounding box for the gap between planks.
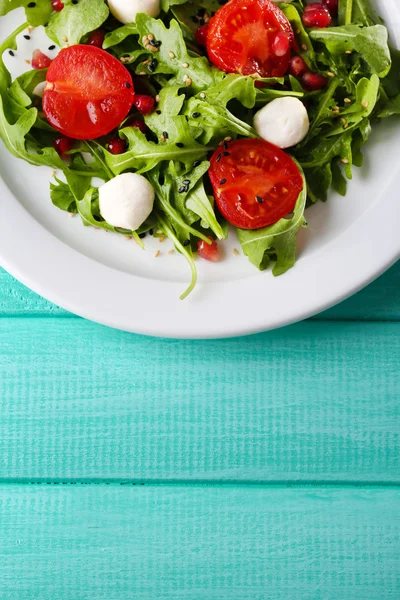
[1,479,400,488]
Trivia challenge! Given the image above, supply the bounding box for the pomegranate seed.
[51,0,64,12]
[254,80,265,89]
[195,24,209,46]
[53,136,75,158]
[129,118,147,134]
[301,71,329,91]
[32,49,52,70]
[288,55,307,77]
[88,29,105,48]
[322,0,339,15]
[302,5,332,28]
[107,137,127,155]
[197,237,221,262]
[133,94,155,116]
[272,31,291,57]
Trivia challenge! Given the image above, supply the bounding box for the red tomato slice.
[43,45,135,140]
[208,139,303,230]
[207,0,294,77]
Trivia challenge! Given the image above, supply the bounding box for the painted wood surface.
[0,260,400,320]
[0,486,399,600]
[0,261,399,599]
[0,319,399,482]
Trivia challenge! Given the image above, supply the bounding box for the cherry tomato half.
[206,0,294,77]
[43,45,135,140]
[208,139,303,230]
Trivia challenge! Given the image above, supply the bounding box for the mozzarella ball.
[254,97,310,149]
[107,0,160,24]
[99,173,155,231]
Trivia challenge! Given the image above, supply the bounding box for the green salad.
[0,0,399,298]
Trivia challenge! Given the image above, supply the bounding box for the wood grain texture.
[0,260,399,320]
[0,319,398,482]
[0,485,399,600]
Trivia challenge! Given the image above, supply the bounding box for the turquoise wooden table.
[0,262,399,599]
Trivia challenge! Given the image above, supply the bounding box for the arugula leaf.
[103,24,138,49]
[46,0,109,46]
[134,14,223,93]
[238,163,308,276]
[106,122,210,175]
[310,25,391,78]
[378,94,400,119]
[0,0,52,26]
[50,178,77,213]
[145,85,185,140]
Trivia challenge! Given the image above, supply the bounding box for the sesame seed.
[182,62,189,68]
[344,98,351,103]
[224,137,232,142]
[24,35,31,40]
[342,158,349,164]
[149,45,159,53]
[168,249,175,255]
[176,143,184,148]
[8,50,15,57]
[154,250,160,258]
[183,240,190,247]
[169,51,175,59]
[345,50,353,54]
[159,236,166,243]
[200,93,206,99]
[362,101,369,109]
[222,151,230,157]
[185,78,192,86]
[233,248,239,256]
[193,160,201,167]
[48,44,56,51]
[155,94,160,102]
[178,185,187,193]
[216,154,222,162]
[301,44,308,51]
[24,59,31,65]
[162,131,169,139]
[142,35,149,44]
[256,196,263,203]
[327,72,335,77]
[147,34,154,41]
[220,178,227,185]
[125,82,131,88]
[182,179,190,185]
[192,112,201,118]
[61,35,68,43]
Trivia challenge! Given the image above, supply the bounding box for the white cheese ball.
[107,0,160,24]
[254,97,310,149]
[99,173,155,231]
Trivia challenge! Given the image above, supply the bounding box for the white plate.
[0,4,399,339]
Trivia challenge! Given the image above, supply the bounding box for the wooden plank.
[0,485,399,599]
[0,260,399,319]
[0,319,398,482]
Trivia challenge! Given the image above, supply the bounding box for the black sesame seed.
[72,0,78,4]
[27,2,36,7]
[24,35,31,40]
[192,112,201,118]
[149,39,161,47]
[156,110,162,115]
[220,178,227,185]
[125,82,131,88]
[223,141,229,150]
[8,50,15,57]
[149,229,154,236]
[183,239,191,247]
[193,160,201,167]
[139,232,146,239]
[176,142,184,148]
[206,150,213,160]
[162,131,169,139]
[222,151,230,157]
[256,196,264,203]
[178,185,187,193]
[148,58,158,73]
[182,179,190,185]
[48,44,56,50]
[216,154,222,162]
